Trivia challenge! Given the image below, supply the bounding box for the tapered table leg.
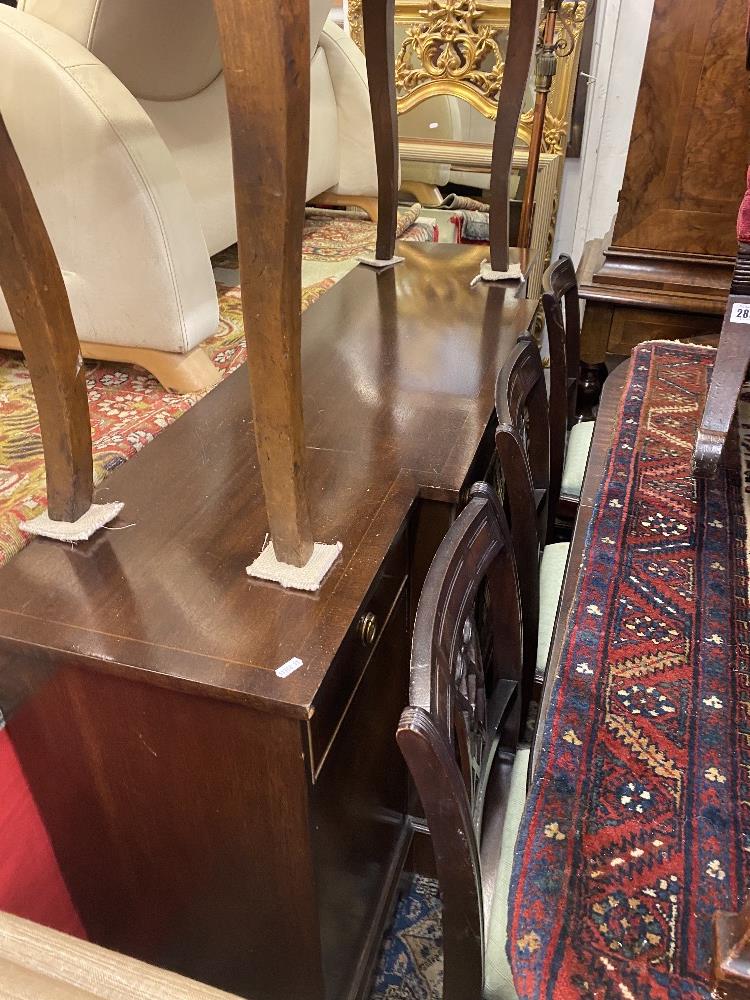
[489,0,539,272]
[362,0,398,261]
[0,111,93,522]
[213,0,314,567]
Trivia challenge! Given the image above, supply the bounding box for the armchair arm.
[0,6,218,354]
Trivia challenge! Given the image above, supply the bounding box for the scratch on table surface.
[138,732,158,758]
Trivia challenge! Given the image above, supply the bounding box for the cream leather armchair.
[0,0,379,391]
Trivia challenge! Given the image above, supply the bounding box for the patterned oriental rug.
[509,342,750,999]
[371,875,443,999]
[0,205,433,568]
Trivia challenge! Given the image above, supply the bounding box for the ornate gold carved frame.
[348,0,586,158]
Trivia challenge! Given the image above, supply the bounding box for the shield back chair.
[543,253,594,535]
[0,0,379,392]
[495,337,570,692]
[397,481,530,1000]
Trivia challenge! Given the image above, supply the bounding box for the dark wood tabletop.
[533,362,628,775]
[0,242,536,722]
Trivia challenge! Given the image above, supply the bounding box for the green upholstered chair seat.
[560,420,594,499]
[483,747,531,1000]
[536,542,570,676]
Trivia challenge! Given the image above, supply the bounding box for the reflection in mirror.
[347,0,588,295]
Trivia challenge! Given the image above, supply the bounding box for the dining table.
[510,340,750,999]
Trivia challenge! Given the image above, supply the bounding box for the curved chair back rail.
[0,109,92,523]
[542,252,581,534]
[543,252,580,427]
[398,481,526,1000]
[494,337,550,695]
[694,165,750,477]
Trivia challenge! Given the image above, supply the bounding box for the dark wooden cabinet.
[580,0,750,365]
[0,244,536,1000]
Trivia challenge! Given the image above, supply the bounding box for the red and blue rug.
[508,342,750,998]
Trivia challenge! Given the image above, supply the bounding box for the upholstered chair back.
[14,0,341,258]
[0,0,376,359]
[18,0,333,99]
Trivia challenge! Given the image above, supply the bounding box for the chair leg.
[0,333,221,394]
[693,325,750,477]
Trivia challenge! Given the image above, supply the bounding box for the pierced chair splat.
[397,482,530,1000]
[543,253,594,535]
[495,337,570,690]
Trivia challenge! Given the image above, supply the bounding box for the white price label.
[276,656,303,679]
[731,302,750,324]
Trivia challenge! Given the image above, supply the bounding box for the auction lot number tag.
[731,301,750,324]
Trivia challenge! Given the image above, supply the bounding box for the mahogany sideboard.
[579,0,750,371]
[0,243,535,1000]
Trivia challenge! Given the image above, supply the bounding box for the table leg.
[213,0,314,566]
[0,111,92,522]
[362,0,398,261]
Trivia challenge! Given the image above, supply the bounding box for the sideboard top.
[0,244,535,719]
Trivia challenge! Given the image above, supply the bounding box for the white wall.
[553,0,656,265]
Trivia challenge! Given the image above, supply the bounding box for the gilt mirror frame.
[347,0,587,160]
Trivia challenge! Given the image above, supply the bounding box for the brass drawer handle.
[357,612,379,647]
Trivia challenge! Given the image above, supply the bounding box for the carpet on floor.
[0,205,432,568]
[509,342,749,999]
[371,875,443,1000]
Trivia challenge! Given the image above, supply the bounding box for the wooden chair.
[542,253,594,535]
[694,189,750,476]
[495,337,570,688]
[397,482,530,1000]
[0,911,244,999]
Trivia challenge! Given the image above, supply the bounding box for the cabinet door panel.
[312,586,409,1000]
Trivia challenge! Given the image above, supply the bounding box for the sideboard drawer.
[308,528,408,775]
